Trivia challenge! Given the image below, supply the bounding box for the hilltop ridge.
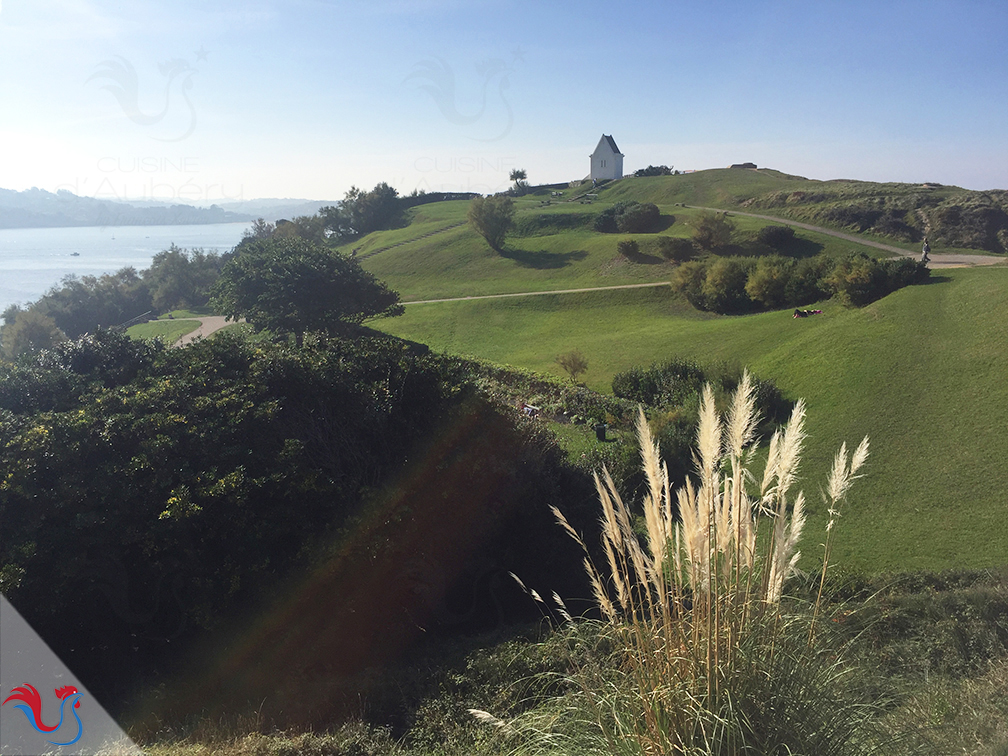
[599,168,1008,253]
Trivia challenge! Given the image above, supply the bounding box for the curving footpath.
[403,281,671,305]
[174,316,241,346]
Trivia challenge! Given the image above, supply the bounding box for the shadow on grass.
[499,247,590,269]
[921,274,953,285]
[622,249,667,265]
[654,214,677,232]
[717,238,826,259]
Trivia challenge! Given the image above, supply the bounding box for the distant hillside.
[602,169,1008,253]
[211,198,341,221]
[0,187,255,229]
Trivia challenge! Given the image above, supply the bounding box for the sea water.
[0,223,249,313]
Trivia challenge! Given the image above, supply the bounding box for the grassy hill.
[373,268,1008,572]
[350,195,911,304]
[602,169,1008,254]
[344,175,1007,574]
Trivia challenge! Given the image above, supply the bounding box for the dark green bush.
[616,203,661,233]
[594,201,662,233]
[756,224,796,248]
[617,239,640,257]
[784,255,833,305]
[670,261,708,309]
[634,165,673,177]
[672,252,927,314]
[701,257,752,313]
[745,256,792,309]
[655,235,695,262]
[824,252,910,307]
[691,211,734,250]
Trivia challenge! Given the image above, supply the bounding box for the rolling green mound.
[344,172,1008,573]
[350,194,910,303]
[373,268,1008,572]
[601,169,1008,253]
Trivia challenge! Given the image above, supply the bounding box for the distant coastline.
[0,187,337,230]
[0,222,249,313]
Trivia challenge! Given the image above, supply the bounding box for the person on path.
[921,237,931,263]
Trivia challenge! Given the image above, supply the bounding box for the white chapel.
[589,134,624,181]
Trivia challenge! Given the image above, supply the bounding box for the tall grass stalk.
[490,371,877,755]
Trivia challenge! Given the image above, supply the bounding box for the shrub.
[824,252,889,306]
[784,255,833,305]
[669,261,707,309]
[616,202,661,233]
[555,350,589,383]
[757,224,796,248]
[701,257,751,313]
[616,239,639,257]
[634,164,673,177]
[478,375,878,755]
[594,201,662,233]
[467,194,515,251]
[655,235,695,262]
[746,256,792,309]
[882,256,930,289]
[0,310,66,359]
[611,357,708,409]
[691,210,734,250]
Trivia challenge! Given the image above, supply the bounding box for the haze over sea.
[0,222,249,315]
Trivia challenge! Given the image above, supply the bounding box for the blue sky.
[1,0,1005,202]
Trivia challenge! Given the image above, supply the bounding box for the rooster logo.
[406,56,516,142]
[2,683,84,746]
[87,55,199,142]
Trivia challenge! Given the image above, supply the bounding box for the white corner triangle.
[1,594,143,755]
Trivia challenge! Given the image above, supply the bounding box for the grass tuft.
[478,374,881,754]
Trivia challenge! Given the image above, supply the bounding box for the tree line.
[1,181,452,358]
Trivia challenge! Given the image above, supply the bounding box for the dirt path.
[403,281,672,305]
[687,205,1006,269]
[174,316,241,346]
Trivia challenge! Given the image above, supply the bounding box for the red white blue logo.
[2,683,84,746]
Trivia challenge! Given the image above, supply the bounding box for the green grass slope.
[126,318,200,342]
[600,169,1008,254]
[353,194,910,303]
[373,268,1008,572]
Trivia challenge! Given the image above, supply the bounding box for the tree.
[210,237,403,344]
[273,215,329,245]
[634,164,673,177]
[701,258,750,313]
[0,309,66,359]
[243,218,276,241]
[691,211,734,250]
[32,268,152,337]
[320,182,403,242]
[745,257,791,309]
[144,245,223,311]
[556,349,589,383]
[509,168,529,196]
[656,236,695,262]
[467,195,515,252]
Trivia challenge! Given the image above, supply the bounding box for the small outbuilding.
[590,134,624,181]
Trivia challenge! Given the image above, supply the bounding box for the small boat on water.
[70,252,80,257]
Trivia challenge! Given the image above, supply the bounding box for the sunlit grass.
[372,268,1008,572]
[127,318,200,342]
